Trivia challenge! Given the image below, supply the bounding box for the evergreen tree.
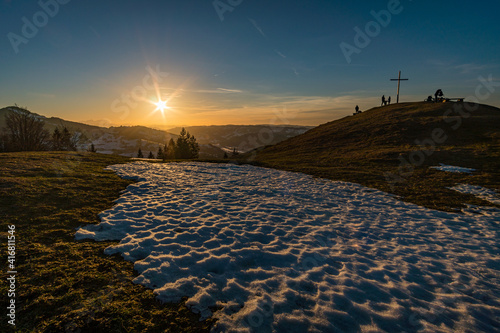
[52,126,77,151]
[223,152,228,159]
[88,143,97,153]
[157,145,165,160]
[52,128,62,150]
[175,128,191,159]
[166,138,176,159]
[61,127,72,149]
[137,148,144,158]
[174,128,200,159]
[188,133,200,159]
[148,151,155,159]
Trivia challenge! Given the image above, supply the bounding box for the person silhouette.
[381,95,386,106]
[388,96,391,105]
[435,89,443,103]
[355,105,360,114]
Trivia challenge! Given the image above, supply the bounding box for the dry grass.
[0,152,215,332]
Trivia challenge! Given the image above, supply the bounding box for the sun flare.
[153,99,170,113]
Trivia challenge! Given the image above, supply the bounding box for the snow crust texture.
[76,162,500,332]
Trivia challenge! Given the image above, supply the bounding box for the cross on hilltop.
[390,71,409,103]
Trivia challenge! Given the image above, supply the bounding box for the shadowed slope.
[247,102,500,211]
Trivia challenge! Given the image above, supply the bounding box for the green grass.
[0,152,215,332]
[241,102,500,212]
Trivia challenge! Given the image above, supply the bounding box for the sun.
[153,99,170,113]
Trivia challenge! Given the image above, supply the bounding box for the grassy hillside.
[246,102,500,211]
[0,152,214,332]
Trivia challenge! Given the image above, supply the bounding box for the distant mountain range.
[0,107,311,158]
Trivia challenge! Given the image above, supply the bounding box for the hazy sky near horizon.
[1,0,499,127]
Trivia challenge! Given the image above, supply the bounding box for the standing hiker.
[435,89,443,103]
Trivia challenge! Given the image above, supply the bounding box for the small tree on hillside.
[157,145,165,160]
[175,128,199,159]
[52,128,63,150]
[51,126,78,151]
[137,148,144,158]
[188,133,200,159]
[175,128,190,159]
[61,127,77,151]
[148,151,155,159]
[165,138,176,159]
[88,143,97,153]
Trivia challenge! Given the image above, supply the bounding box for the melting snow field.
[76,162,500,332]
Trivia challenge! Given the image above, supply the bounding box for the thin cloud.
[192,88,243,94]
[29,92,56,99]
[275,50,286,59]
[216,88,243,93]
[248,18,267,38]
[455,63,490,74]
[428,60,497,74]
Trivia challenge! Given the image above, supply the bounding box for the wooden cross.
[390,71,409,103]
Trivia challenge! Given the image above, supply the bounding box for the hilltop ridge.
[246,101,500,211]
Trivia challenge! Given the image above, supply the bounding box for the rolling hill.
[245,101,500,211]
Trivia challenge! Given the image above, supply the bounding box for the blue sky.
[1,0,499,127]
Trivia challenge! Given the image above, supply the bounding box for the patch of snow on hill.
[76,162,500,332]
[450,184,500,205]
[430,164,476,174]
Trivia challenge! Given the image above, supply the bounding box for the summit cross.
[390,71,409,103]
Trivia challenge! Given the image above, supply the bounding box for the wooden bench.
[443,98,464,102]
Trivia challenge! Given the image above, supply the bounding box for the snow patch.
[430,163,476,173]
[449,183,500,205]
[76,162,500,332]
